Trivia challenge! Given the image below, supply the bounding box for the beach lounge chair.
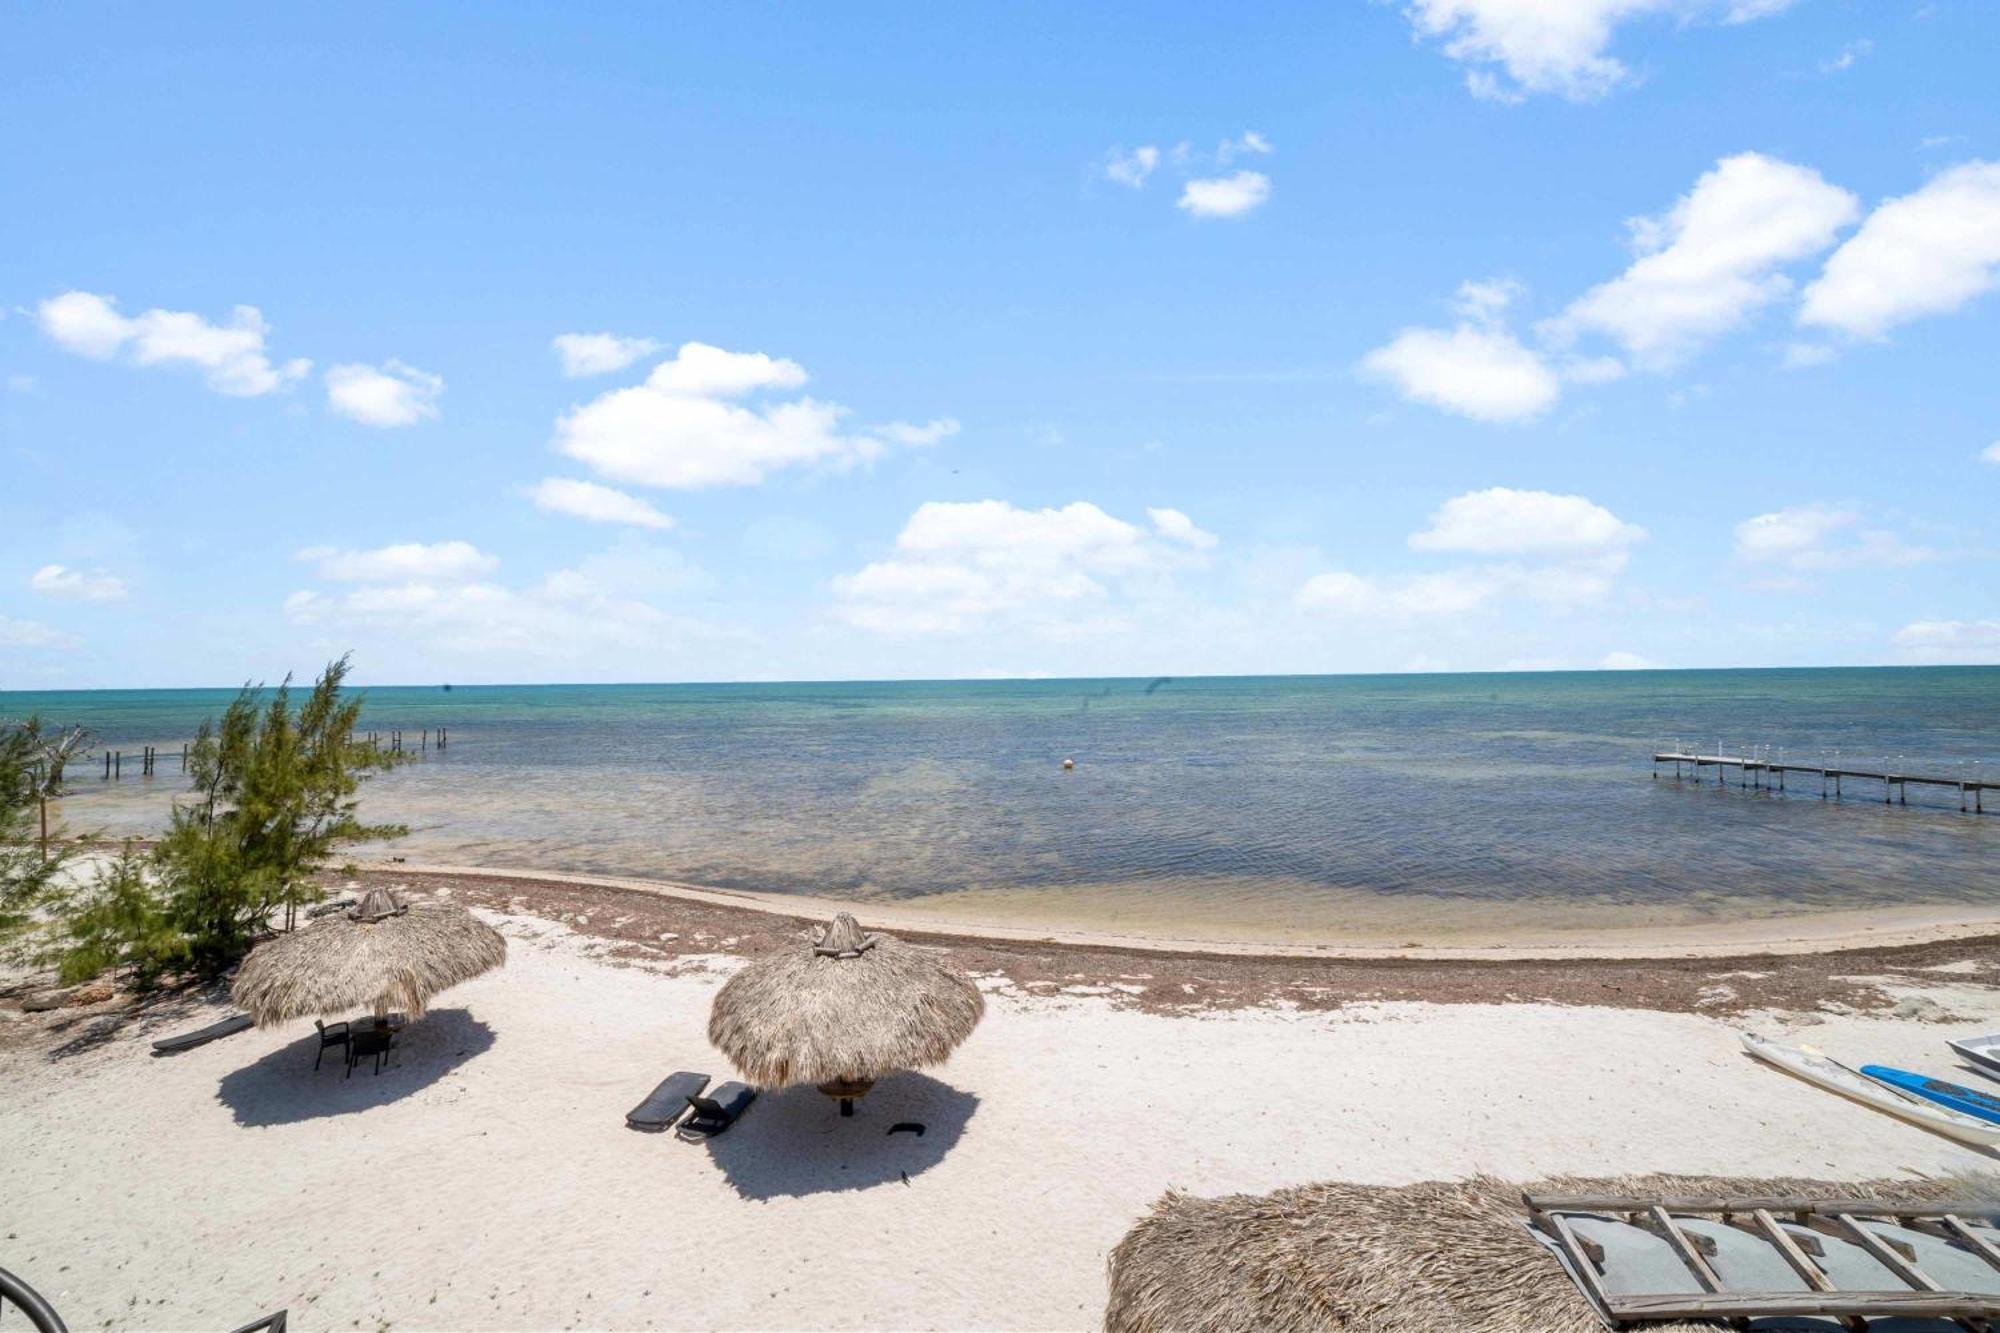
[151,1013,254,1055]
[626,1071,709,1131]
[313,1018,350,1071]
[346,1026,393,1077]
[681,1082,756,1137]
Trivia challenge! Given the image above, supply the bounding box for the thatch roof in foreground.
[1104,1172,1997,1333]
[232,888,506,1027]
[708,913,983,1087]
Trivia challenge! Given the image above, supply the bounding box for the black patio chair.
[346,1026,394,1078]
[313,1018,350,1071]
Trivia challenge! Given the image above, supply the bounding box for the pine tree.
[153,654,408,971]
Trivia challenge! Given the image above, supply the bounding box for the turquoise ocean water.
[5,669,1996,941]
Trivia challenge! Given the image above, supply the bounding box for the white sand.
[5,910,2000,1331]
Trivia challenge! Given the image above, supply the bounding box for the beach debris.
[888,1122,926,1137]
[708,911,983,1117]
[1892,994,1949,1022]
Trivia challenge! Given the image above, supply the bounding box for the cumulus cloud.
[1177,170,1271,219]
[831,499,1213,636]
[1732,503,1936,575]
[29,564,127,602]
[552,332,662,378]
[1548,153,1859,367]
[1890,619,2000,665]
[35,291,310,396]
[1105,145,1161,188]
[1982,442,2000,465]
[325,359,444,427]
[299,540,498,583]
[1148,507,1219,550]
[1400,0,1797,102]
[1361,324,1560,422]
[1409,487,1646,557]
[1799,161,2000,340]
[1362,282,1560,421]
[526,477,674,530]
[1299,486,1644,619]
[554,341,936,490]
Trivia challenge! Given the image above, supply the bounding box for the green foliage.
[151,653,408,972]
[0,719,71,951]
[51,844,185,985]
[19,655,409,985]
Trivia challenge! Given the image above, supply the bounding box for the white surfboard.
[1740,1032,2000,1150]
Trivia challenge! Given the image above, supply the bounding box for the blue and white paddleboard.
[1862,1066,2000,1125]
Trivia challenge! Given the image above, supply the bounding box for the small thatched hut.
[708,912,983,1114]
[1103,1172,1994,1333]
[232,887,506,1028]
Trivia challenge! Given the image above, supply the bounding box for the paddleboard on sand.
[1739,1033,2000,1148]
[1862,1065,2000,1126]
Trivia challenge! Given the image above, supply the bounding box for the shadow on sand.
[703,1071,979,1200]
[215,1007,495,1127]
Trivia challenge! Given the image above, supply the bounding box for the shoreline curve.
[360,859,2000,963]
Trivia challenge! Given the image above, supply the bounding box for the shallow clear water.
[8,669,1998,939]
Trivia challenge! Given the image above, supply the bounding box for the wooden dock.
[1653,750,1994,812]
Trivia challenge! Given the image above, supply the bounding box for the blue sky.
[2,1,1996,687]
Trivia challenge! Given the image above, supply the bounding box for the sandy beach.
[7,869,2000,1330]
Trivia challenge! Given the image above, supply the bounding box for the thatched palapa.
[707,912,983,1113]
[232,887,506,1027]
[1103,1172,1998,1333]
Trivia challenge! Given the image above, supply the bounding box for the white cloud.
[1981,442,2000,465]
[1890,620,2000,665]
[300,540,498,583]
[1799,161,2000,340]
[832,499,1212,636]
[1732,503,1936,575]
[1361,323,1559,422]
[1105,145,1161,188]
[326,358,444,426]
[1410,487,1646,557]
[285,552,736,669]
[1548,153,1859,367]
[1148,507,1219,550]
[1400,0,1796,102]
[879,418,961,446]
[1599,650,1658,669]
[1818,39,1873,74]
[325,359,444,427]
[526,478,674,530]
[36,291,310,396]
[554,341,928,490]
[29,564,127,601]
[1177,171,1271,219]
[552,332,662,378]
[0,614,77,649]
[1299,487,1643,619]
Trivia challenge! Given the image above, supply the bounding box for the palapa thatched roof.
[708,912,984,1087]
[1103,1171,2000,1333]
[231,888,506,1027]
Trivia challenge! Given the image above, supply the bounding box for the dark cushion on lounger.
[683,1082,756,1136]
[152,1013,255,1054]
[626,1071,710,1130]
